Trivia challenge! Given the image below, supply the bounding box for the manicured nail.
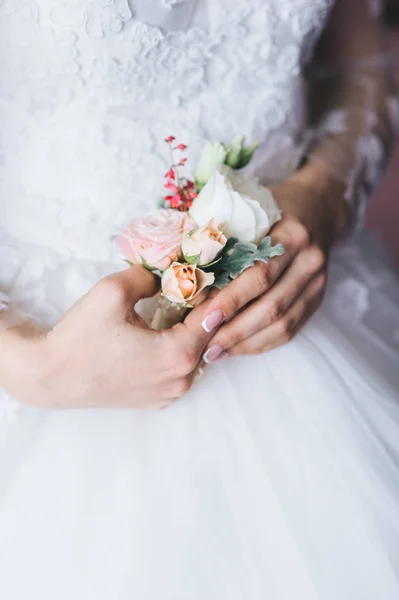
[203,344,225,364]
[201,310,225,333]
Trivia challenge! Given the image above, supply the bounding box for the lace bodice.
[0,0,396,328]
[0,0,336,324]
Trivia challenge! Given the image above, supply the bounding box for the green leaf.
[225,135,245,168]
[215,237,285,279]
[140,256,157,271]
[200,254,223,270]
[236,142,259,169]
[194,179,205,193]
[184,253,202,265]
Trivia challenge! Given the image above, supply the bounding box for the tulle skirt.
[1,231,399,600]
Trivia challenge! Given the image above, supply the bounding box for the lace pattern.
[46,0,133,37]
[0,0,395,359]
[0,0,334,306]
[161,0,190,9]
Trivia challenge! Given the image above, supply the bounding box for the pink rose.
[182,218,227,266]
[161,262,215,307]
[116,209,196,271]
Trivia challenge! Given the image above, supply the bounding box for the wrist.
[0,323,48,405]
[287,162,351,244]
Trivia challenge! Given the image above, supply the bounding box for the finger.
[200,219,309,330]
[228,273,325,357]
[161,295,225,377]
[208,245,326,352]
[175,295,224,345]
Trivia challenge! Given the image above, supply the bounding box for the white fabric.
[0,1,399,598]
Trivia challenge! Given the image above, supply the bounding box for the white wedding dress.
[1,1,399,598]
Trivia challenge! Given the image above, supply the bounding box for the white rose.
[189,166,281,244]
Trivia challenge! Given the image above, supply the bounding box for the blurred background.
[367,1,399,271]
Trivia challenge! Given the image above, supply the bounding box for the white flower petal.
[190,169,232,228]
[189,166,281,244]
[225,190,257,242]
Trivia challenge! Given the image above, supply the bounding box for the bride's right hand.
[0,266,220,410]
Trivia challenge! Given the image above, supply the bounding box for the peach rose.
[182,218,227,266]
[161,262,215,307]
[115,209,196,271]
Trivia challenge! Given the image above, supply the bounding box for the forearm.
[303,0,397,232]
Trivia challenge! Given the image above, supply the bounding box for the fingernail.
[203,344,225,364]
[201,310,225,333]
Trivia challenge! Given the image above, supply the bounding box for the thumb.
[108,265,160,304]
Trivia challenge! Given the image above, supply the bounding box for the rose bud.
[182,218,227,266]
[161,262,215,307]
[194,141,227,192]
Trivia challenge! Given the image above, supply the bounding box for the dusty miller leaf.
[213,271,233,290]
[215,236,285,281]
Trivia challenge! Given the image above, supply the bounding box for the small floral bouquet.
[116,135,284,329]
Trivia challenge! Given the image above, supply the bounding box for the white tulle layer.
[0,233,399,600]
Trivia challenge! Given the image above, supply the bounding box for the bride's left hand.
[199,174,349,360]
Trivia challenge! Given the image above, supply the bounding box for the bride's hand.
[0,266,218,409]
[199,170,350,360]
